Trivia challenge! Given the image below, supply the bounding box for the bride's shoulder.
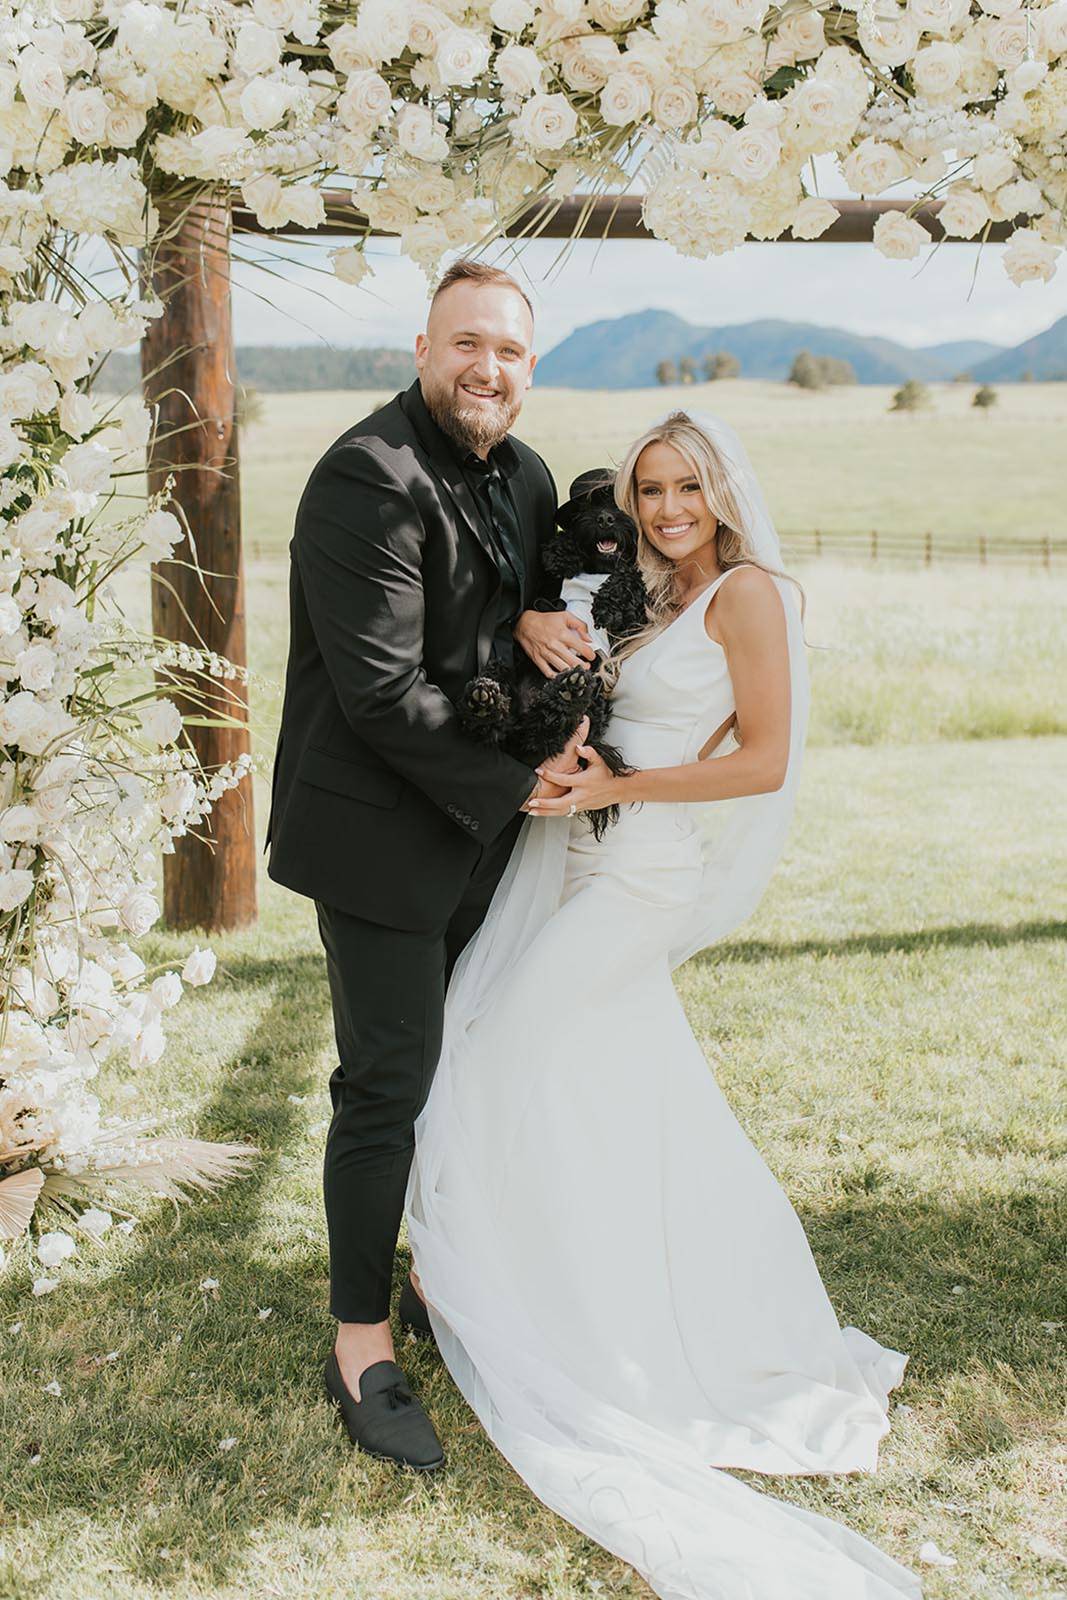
[705,565,783,645]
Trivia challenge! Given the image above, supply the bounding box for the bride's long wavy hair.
[610,411,801,666]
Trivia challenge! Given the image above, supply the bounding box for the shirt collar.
[406,379,520,481]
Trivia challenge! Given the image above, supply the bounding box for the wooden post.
[979,535,987,566]
[1043,536,1051,572]
[924,531,933,567]
[870,529,878,561]
[140,199,256,932]
[814,528,822,558]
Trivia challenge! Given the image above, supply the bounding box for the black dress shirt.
[410,381,527,664]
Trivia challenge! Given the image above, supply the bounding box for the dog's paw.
[460,675,511,735]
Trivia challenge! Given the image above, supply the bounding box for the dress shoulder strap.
[691,562,754,618]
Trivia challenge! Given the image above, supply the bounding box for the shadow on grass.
[697,918,1067,967]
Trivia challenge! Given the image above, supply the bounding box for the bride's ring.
[568,803,577,816]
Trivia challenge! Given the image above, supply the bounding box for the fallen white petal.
[1040,1320,1062,1332]
[42,1380,61,1396]
[1027,1534,1067,1560]
[894,1403,913,1415]
[117,1219,137,1235]
[199,1277,219,1291]
[286,1093,306,1104]
[919,1541,958,1567]
[218,1436,238,1452]
[950,1285,966,1295]
[32,1277,59,1296]
[28,1452,42,1465]
[257,1307,273,1320]
[9,1321,22,1334]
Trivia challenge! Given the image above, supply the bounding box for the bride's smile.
[635,438,721,588]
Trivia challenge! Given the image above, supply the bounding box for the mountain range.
[533,308,1067,387]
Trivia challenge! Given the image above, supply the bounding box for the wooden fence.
[780,531,1064,568]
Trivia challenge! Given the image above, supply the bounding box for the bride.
[405,410,922,1600]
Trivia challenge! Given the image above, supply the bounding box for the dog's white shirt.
[560,571,611,656]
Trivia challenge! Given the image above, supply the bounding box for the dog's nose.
[596,511,615,527]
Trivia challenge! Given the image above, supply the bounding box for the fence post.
[1043,536,1051,572]
[979,535,987,566]
[814,528,821,558]
[870,529,878,561]
[924,531,932,567]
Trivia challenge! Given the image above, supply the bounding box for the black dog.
[458,470,650,836]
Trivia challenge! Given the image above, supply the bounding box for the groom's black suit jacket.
[265,381,558,933]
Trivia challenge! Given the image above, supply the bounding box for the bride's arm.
[531,567,791,812]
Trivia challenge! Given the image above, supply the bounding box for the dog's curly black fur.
[459,469,651,840]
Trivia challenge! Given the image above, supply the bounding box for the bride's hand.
[527,745,624,815]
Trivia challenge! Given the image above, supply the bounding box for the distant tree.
[656,358,677,385]
[973,383,997,413]
[890,379,931,414]
[1021,368,1034,382]
[679,355,697,384]
[704,350,741,380]
[788,350,824,390]
[816,355,856,386]
[952,370,973,383]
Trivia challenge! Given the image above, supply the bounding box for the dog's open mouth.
[596,539,619,554]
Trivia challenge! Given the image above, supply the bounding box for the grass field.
[2,738,1064,1600]
[236,381,1067,554]
[2,392,1065,1599]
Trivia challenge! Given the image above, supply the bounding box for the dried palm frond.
[40,1138,257,1207]
[0,1168,45,1239]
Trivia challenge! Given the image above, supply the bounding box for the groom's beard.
[421,371,522,455]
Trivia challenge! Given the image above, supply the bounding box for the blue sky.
[229,232,1067,359]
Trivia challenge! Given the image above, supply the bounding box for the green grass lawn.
[2,737,1064,1600]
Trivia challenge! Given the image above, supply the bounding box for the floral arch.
[1,0,1063,1273]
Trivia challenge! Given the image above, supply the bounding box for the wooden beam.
[231,192,1020,244]
[140,200,257,933]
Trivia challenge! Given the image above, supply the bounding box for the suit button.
[462,812,472,825]
[446,803,455,814]
[471,820,480,831]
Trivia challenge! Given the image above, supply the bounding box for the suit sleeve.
[294,440,537,842]
[529,450,563,606]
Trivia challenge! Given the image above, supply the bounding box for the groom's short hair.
[431,259,534,324]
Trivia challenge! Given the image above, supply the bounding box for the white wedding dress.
[407,560,923,1599]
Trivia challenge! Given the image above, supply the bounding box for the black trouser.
[315,814,523,1324]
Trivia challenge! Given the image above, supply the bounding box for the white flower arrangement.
[1,0,1063,1283]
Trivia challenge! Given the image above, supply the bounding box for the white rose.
[37,1230,77,1267]
[652,83,698,131]
[790,197,839,239]
[1002,226,1059,283]
[907,0,968,35]
[978,0,1020,13]
[994,91,1033,135]
[0,867,34,913]
[16,642,57,692]
[358,186,418,232]
[181,946,217,986]
[1007,58,1048,93]
[859,10,920,67]
[64,85,109,144]
[285,186,326,230]
[843,140,908,196]
[435,27,490,87]
[912,40,961,95]
[872,209,931,258]
[104,101,147,148]
[982,15,1028,68]
[254,0,301,28]
[151,972,183,1009]
[560,36,620,92]
[491,0,535,30]
[939,184,991,236]
[120,888,160,937]
[589,0,647,20]
[131,1014,165,1069]
[496,43,544,98]
[729,126,780,183]
[241,172,288,228]
[778,9,825,57]
[138,698,183,745]
[140,508,182,560]
[599,70,653,126]
[79,1207,112,1239]
[58,388,97,439]
[352,0,411,66]
[239,75,295,131]
[61,440,112,495]
[1037,2,1067,57]
[0,421,26,470]
[972,143,1017,190]
[678,121,736,174]
[329,245,372,285]
[0,595,22,636]
[514,92,578,149]
[337,69,392,132]
[235,22,282,76]
[0,804,41,844]
[713,72,760,117]
[18,48,67,111]
[995,178,1044,215]
[394,102,449,162]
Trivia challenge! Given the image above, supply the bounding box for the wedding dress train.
[407,567,922,1600]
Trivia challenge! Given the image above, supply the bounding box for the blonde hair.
[611,411,800,664]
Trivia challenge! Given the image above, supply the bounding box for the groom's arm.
[295,440,537,842]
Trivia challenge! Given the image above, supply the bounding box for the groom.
[265,260,593,1470]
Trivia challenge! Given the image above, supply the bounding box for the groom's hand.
[521,717,590,811]
[514,609,595,677]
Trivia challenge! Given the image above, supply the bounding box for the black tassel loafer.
[398,1273,434,1339]
[324,1351,445,1471]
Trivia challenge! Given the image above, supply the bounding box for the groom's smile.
[415,277,537,457]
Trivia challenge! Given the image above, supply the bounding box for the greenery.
[655,358,677,385]
[2,733,1063,1599]
[97,345,417,394]
[789,350,858,390]
[973,385,998,413]
[891,380,932,414]
[704,351,742,380]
